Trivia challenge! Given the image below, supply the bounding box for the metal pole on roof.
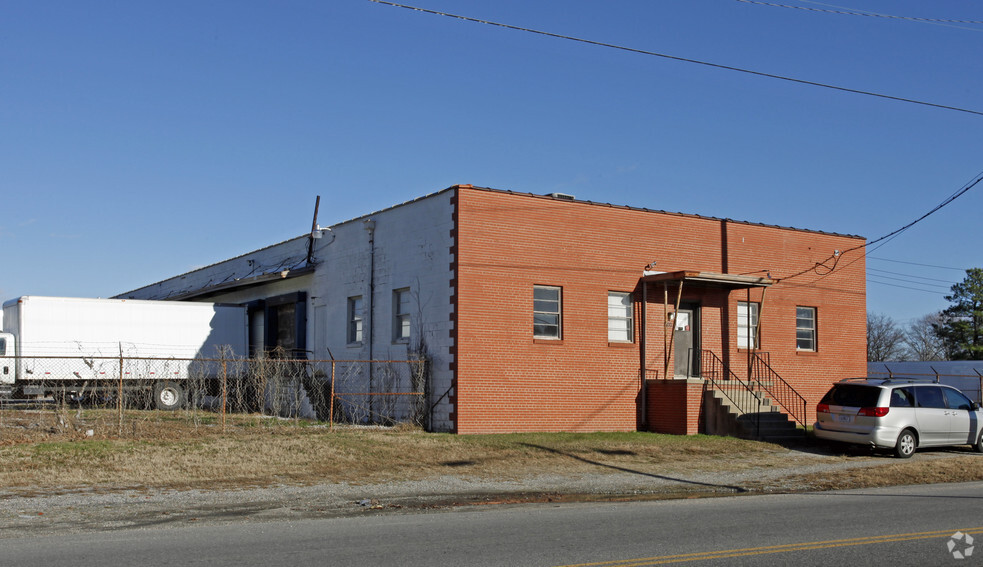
[306,195,321,265]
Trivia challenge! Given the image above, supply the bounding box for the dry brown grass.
[786,452,983,491]
[0,409,789,491]
[3,409,982,495]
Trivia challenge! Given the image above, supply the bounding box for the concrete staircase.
[703,387,803,443]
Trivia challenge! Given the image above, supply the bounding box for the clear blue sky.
[2,0,981,324]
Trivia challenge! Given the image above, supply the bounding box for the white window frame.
[347,296,363,345]
[607,291,633,342]
[796,306,817,351]
[393,288,411,343]
[533,285,562,339]
[737,301,759,349]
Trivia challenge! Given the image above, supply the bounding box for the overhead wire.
[776,169,983,284]
[368,0,982,290]
[867,268,958,286]
[867,277,952,295]
[868,257,968,272]
[735,0,983,31]
[368,0,983,117]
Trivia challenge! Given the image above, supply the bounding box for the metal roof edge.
[462,185,866,241]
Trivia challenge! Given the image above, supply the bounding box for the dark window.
[393,288,411,342]
[890,387,915,408]
[533,286,562,339]
[821,384,881,407]
[348,296,364,344]
[915,386,947,409]
[943,387,973,411]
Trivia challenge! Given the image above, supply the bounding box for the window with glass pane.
[348,296,363,344]
[533,286,562,338]
[737,301,759,349]
[393,288,411,342]
[796,306,816,351]
[608,292,633,342]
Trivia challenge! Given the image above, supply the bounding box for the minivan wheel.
[894,429,917,459]
[974,431,983,454]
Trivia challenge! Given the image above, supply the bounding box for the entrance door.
[673,304,700,378]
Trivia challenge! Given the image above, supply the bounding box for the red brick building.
[453,186,866,434]
[123,185,867,435]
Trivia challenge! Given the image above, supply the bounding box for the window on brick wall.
[347,296,363,344]
[607,291,633,342]
[796,306,817,351]
[533,285,562,339]
[393,288,411,343]
[738,301,759,349]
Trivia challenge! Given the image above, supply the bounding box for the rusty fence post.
[221,356,228,433]
[117,348,124,437]
[329,360,336,431]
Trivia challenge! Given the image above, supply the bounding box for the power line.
[368,0,983,117]
[736,0,983,30]
[866,271,953,290]
[777,169,983,283]
[868,256,968,272]
[867,277,949,295]
[867,268,958,286]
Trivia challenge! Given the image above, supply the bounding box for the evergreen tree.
[936,268,983,360]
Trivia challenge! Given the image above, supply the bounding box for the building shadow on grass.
[519,443,748,494]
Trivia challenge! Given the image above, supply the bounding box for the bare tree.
[903,313,946,361]
[867,312,906,362]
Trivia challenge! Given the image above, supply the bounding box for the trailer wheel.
[153,381,185,411]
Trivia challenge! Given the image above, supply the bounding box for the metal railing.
[701,350,762,437]
[749,352,808,429]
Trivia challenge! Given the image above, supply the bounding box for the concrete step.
[708,387,802,442]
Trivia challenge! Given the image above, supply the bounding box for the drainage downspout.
[364,219,376,420]
[640,281,647,429]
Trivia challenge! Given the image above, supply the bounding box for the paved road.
[2,482,981,566]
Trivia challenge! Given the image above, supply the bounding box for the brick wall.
[646,379,704,434]
[453,187,866,434]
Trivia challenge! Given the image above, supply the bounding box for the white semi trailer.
[0,296,248,410]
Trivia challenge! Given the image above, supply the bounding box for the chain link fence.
[0,355,430,442]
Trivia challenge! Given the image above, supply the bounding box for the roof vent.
[548,192,576,201]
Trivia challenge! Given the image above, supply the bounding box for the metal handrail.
[749,352,808,429]
[701,350,762,437]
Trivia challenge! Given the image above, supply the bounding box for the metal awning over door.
[638,270,776,424]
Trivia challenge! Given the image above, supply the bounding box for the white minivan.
[814,378,983,458]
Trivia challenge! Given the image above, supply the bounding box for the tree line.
[868,268,983,362]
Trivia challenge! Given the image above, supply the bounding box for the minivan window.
[915,386,947,409]
[943,388,973,411]
[890,387,915,408]
[821,384,881,407]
